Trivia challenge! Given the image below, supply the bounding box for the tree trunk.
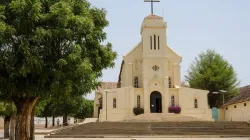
[52,116,55,127]
[45,116,48,128]
[4,116,11,138]
[30,108,35,140]
[10,114,16,140]
[63,115,67,126]
[14,97,38,140]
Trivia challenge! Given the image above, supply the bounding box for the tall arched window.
[158,36,160,50]
[154,34,156,50]
[171,95,175,106]
[137,95,140,108]
[134,77,139,88]
[194,99,198,108]
[113,98,116,108]
[150,36,152,50]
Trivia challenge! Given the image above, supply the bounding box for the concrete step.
[51,121,250,136]
[124,113,204,122]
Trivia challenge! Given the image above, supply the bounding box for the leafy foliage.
[0,102,15,117]
[0,0,116,138]
[185,49,239,108]
[74,99,94,119]
[0,0,117,101]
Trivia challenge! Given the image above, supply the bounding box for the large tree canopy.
[0,0,116,139]
[185,49,238,108]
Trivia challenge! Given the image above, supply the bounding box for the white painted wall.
[224,101,250,122]
[34,117,75,125]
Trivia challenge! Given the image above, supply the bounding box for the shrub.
[133,107,144,115]
[168,106,181,114]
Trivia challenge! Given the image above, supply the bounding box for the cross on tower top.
[144,0,160,15]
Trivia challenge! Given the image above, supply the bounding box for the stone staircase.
[49,121,250,137]
[124,113,206,122]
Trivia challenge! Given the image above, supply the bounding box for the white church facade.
[94,15,212,122]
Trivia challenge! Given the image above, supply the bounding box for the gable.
[124,42,142,61]
[167,45,182,63]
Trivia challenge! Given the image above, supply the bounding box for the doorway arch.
[150,91,162,113]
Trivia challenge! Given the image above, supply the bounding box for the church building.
[94,14,212,122]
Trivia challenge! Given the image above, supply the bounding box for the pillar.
[102,91,107,121]
[129,87,135,116]
[173,63,181,87]
[125,62,133,87]
[143,79,150,113]
[163,58,169,113]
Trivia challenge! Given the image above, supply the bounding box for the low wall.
[34,117,75,126]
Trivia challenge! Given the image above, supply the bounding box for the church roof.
[223,85,250,106]
[97,82,118,91]
[145,14,163,19]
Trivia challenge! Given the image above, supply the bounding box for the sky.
[85,0,250,100]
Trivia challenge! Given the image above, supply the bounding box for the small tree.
[185,49,239,108]
[74,99,94,120]
[0,102,15,138]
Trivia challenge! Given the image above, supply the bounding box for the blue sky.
[86,0,250,100]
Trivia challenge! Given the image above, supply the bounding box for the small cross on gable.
[144,0,160,15]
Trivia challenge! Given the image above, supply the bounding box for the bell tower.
[141,15,167,57]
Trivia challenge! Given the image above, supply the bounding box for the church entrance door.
[150,91,162,113]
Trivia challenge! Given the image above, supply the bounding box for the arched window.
[154,34,156,50]
[171,95,175,106]
[194,99,198,108]
[113,98,116,108]
[137,95,140,108]
[134,77,139,88]
[150,36,152,50]
[158,36,160,50]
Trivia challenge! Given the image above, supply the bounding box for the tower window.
[234,105,237,108]
[158,36,160,50]
[194,99,198,108]
[168,77,172,88]
[150,36,152,50]
[113,98,116,108]
[154,35,156,50]
[137,95,140,108]
[134,77,139,88]
[171,95,175,106]
[244,103,247,106]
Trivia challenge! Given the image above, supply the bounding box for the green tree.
[0,102,15,138]
[0,0,116,139]
[51,96,84,126]
[74,99,94,119]
[185,49,239,108]
[35,99,53,128]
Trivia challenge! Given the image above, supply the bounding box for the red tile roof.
[224,85,250,106]
[97,82,118,91]
[145,14,163,19]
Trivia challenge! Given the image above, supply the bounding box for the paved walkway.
[1,134,250,140]
[30,136,250,140]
